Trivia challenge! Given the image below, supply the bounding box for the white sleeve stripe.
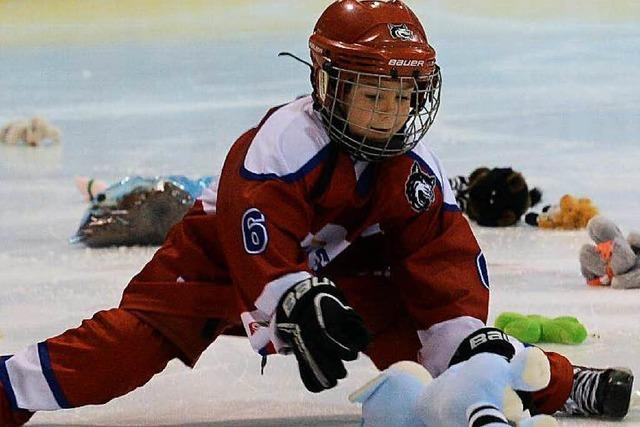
[2,344,62,411]
[254,271,313,316]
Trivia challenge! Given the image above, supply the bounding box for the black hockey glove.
[275,277,371,392]
[448,327,515,367]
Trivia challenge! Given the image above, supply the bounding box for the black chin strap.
[278,52,313,69]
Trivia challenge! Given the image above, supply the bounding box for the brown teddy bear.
[449,167,541,227]
[525,194,598,229]
[0,116,61,146]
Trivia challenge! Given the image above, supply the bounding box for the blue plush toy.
[349,347,558,427]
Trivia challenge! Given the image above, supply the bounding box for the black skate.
[562,365,634,419]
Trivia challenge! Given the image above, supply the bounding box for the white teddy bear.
[0,116,61,146]
[350,347,558,427]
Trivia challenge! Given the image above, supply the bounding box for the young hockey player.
[0,1,633,425]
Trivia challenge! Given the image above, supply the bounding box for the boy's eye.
[365,94,378,101]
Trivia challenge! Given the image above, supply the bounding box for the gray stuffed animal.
[579,216,640,289]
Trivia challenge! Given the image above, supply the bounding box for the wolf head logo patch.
[388,23,415,41]
[405,161,437,212]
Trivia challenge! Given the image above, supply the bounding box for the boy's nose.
[376,96,396,114]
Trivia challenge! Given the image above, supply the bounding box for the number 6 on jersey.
[242,208,268,254]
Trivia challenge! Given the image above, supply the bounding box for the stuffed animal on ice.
[72,175,214,247]
[449,167,541,227]
[525,194,598,230]
[0,116,61,146]
[495,312,587,345]
[579,215,640,289]
[350,347,558,427]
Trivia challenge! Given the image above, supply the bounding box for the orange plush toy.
[525,194,599,229]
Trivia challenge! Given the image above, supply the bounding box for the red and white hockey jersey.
[213,96,489,371]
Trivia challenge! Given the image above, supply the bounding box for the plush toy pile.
[72,176,214,247]
[525,194,598,229]
[0,116,61,146]
[495,312,587,345]
[350,347,557,427]
[449,167,541,227]
[579,216,640,288]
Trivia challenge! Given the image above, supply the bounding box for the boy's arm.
[390,208,491,375]
[384,156,490,377]
[216,169,370,391]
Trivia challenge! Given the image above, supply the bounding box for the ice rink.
[1,1,639,425]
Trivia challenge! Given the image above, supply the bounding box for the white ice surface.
[1,2,639,426]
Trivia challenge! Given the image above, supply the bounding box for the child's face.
[344,76,414,142]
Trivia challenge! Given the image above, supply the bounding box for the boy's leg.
[116,200,238,366]
[1,309,179,414]
[530,351,573,414]
[336,275,421,370]
[322,234,419,368]
[1,302,232,425]
[1,202,237,424]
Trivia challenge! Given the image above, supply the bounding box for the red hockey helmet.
[309,0,441,161]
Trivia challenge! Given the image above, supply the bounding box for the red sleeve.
[383,161,489,330]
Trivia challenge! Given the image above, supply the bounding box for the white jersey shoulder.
[243,96,330,179]
[410,143,458,208]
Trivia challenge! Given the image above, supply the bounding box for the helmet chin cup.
[317,64,331,104]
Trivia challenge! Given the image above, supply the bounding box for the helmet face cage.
[317,64,441,161]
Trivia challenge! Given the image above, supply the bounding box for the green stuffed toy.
[495,312,587,344]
